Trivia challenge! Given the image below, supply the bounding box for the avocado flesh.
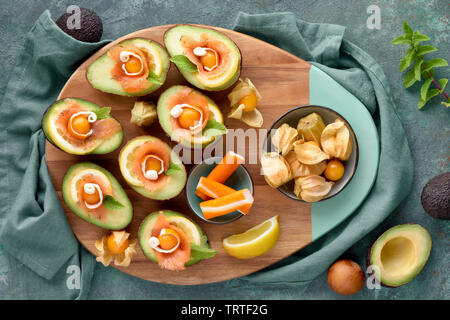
[157,85,225,148]
[62,162,133,230]
[164,25,241,91]
[139,210,209,266]
[368,224,432,287]
[42,98,123,155]
[87,38,170,96]
[118,136,187,200]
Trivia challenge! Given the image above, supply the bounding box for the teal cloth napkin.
[0,10,109,299]
[0,10,413,298]
[234,12,413,283]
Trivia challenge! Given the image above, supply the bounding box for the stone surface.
[0,0,448,300]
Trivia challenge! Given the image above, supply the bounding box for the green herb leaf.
[403,21,413,35]
[441,101,450,107]
[399,48,415,71]
[202,120,228,137]
[416,45,437,56]
[103,195,124,210]
[170,55,198,72]
[420,78,433,100]
[404,68,417,88]
[412,30,430,44]
[165,161,183,176]
[438,79,448,93]
[94,107,111,120]
[188,243,217,265]
[391,35,411,45]
[147,69,162,84]
[414,60,423,81]
[418,97,426,109]
[423,58,448,70]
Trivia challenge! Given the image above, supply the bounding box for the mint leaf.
[391,35,411,45]
[438,79,448,93]
[202,120,227,137]
[103,195,124,210]
[403,21,413,35]
[147,69,162,84]
[94,107,111,120]
[412,30,430,44]
[170,55,197,72]
[399,48,415,71]
[414,60,423,81]
[165,161,182,176]
[441,101,450,107]
[424,58,448,70]
[188,243,217,265]
[403,68,417,88]
[416,45,437,56]
[421,78,433,100]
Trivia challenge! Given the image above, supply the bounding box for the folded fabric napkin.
[0,10,109,299]
[0,10,413,298]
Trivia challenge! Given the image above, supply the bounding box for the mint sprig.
[94,107,111,120]
[392,21,449,109]
[165,161,182,176]
[103,195,124,210]
[147,69,162,85]
[202,120,227,137]
[170,55,198,72]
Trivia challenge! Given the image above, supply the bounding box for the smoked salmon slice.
[152,212,191,271]
[55,99,122,149]
[131,139,170,192]
[77,173,113,221]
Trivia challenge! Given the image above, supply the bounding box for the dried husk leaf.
[227,78,263,128]
[294,141,330,165]
[285,151,327,178]
[131,101,157,127]
[294,175,333,202]
[261,152,293,188]
[321,119,353,160]
[271,124,298,156]
[95,231,137,267]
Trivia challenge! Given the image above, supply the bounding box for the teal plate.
[308,65,380,240]
[185,156,254,224]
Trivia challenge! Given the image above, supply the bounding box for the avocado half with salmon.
[157,85,227,148]
[165,25,241,91]
[62,162,133,230]
[367,224,432,287]
[42,98,123,155]
[139,210,216,270]
[118,136,187,200]
[87,38,170,96]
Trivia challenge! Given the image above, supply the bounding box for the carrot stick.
[195,151,245,200]
[200,189,254,220]
[196,177,250,215]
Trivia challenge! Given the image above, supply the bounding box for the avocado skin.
[56,8,102,43]
[421,172,450,220]
[366,223,432,287]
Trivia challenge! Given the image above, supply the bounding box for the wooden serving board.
[46,24,313,285]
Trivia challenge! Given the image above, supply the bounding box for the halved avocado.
[87,38,170,96]
[139,210,209,266]
[62,162,133,230]
[42,98,123,155]
[367,224,432,287]
[157,85,226,148]
[164,25,241,91]
[118,136,187,200]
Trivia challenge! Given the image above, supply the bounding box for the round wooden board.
[46,24,313,285]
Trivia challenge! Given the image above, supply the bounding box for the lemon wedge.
[118,138,147,187]
[222,216,280,259]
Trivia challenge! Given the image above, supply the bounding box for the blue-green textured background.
[0,0,448,299]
